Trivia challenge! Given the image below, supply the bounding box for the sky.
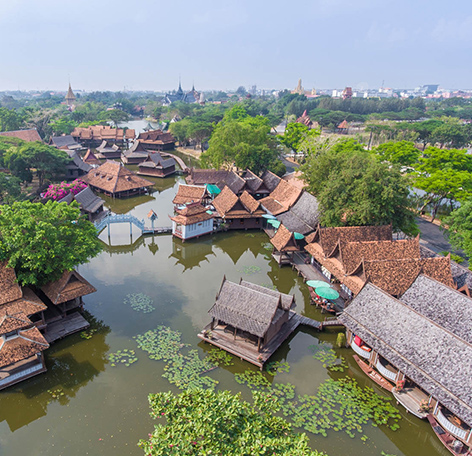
[0,0,471,92]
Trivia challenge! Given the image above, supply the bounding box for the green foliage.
[335,332,346,348]
[442,199,472,259]
[0,107,25,131]
[372,141,420,167]
[266,361,290,376]
[80,328,97,339]
[281,122,320,152]
[301,140,418,235]
[124,293,155,313]
[50,118,78,135]
[310,344,348,372]
[108,349,138,367]
[235,370,272,389]
[206,348,234,366]
[139,389,323,456]
[0,173,24,204]
[0,200,102,286]
[238,265,262,275]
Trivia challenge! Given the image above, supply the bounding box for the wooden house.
[136,130,175,151]
[337,120,349,134]
[65,150,92,180]
[96,140,122,159]
[340,276,472,455]
[199,277,296,368]
[260,179,303,216]
[172,184,208,206]
[71,126,135,148]
[241,169,272,199]
[83,149,101,166]
[49,135,83,151]
[0,262,49,390]
[83,161,154,198]
[276,191,320,235]
[170,202,214,241]
[270,224,300,265]
[212,187,266,230]
[121,141,150,164]
[0,129,42,142]
[58,186,105,221]
[138,152,176,177]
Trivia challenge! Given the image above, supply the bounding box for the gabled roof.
[128,141,150,153]
[186,168,229,185]
[339,282,472,427]
[170,203,213,226]
[41,270,97,305]
[213,186,265,218]
[261,170,281,192]
[139,152,176,169]
[0,312,32,334]
[270,224,299,252]
[337,120,349,129]
[74,187,104,213]
[173,184,207,205]
[208,279,281,338]
[260,179,303,215]
[1,287,47,318]
[276,191,320,235]
[50,135,80,149]
[0,129,42,142]
[212,186,239,216]
[239,191,260,214]
[242,169,263,192]
[239,280,295,311]
[223,171,246,194]
[66,150,92,173]
[0,261,23,306]
[137,129,175,145]
[0,327,49,368]
[83,161,154,194]
[96,140,120,153]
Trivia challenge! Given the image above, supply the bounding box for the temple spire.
[65,82,76,106]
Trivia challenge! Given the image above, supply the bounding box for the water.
[0,173,450,456]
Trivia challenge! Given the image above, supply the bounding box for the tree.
[431,119,469,149]
[169,120,191,147]
[235,86,247,96]
[281,122,320,152]
[50,118,78,135]
[202,114,280,175]
[301,143,418,235]
[442,199,472,259]
[0,200,102,286]
[99,109,130,126]
[5,142,70,186]
[373,141,420,168]
[0,173,24,204]
[0,107,25,132]
[138,389,323,456]
[187,120,213,151]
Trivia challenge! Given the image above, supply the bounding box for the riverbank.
[176,146,202,160]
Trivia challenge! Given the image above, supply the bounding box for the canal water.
[0,157,449,456]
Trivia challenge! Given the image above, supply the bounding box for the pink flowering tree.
[43,179,87,201]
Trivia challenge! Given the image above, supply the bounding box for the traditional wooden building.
[170,202,214,241]
[172,184,208,206]
[199,277,296,368]
[71,126,135,148]
[65,150,92,180]
[337,120,349,134]
[49,135,83,151]
[121,141,150,164]
[241,169,272,199]
[83,149,101,166]
[0,129,42,142]
[276,191,320,235]
[58,186,105,221]
[212,187,266,230]
[0,262,49,390]
[260,179,303,216]
[270,224,300,265]
[136,130,175,151]
[138,152,176,177]
[340,276,472,455]
[83,161,154,198]
[96,140,122,159]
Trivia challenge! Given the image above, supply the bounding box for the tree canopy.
[139,388,323,456]
[280,122,320,152]
[0,200,102,286]
[301,140,418,235]
[372,141,421,168]
[442,199,472,259]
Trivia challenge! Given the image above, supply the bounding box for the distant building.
[71,126,135,148]
[49,135,83,151]
[137,152,176,178]
[65,150,92,180]
[342,87,353,100]
[163,81,199,106]
[65,83,76,107]
[291,79,316,97]
[136,130,175,151]
[0,129,42,142]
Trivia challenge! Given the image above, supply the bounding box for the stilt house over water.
[199,277,296,368]
[339,275,472,456]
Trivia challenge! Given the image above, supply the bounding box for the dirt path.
[176,147,202,160]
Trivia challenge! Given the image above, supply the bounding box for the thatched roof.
[0,261,22,306]
[270,224,299,252]
[208,278,282,338]
[83,161,154,194]
[173,184,207,205]
[41,270,96,305]
[340,282,472,427]
[239,279,295,310]
[74,187,104,213]
[0,327,49,368]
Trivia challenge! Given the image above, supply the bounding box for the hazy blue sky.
[1,0,471,92]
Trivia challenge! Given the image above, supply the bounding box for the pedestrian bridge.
[94,213,171,236]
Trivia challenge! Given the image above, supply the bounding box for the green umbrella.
[267,219,281,228]
[315,287,339,300]
[293,232,305,240]
[262,214,277,220]
[306,280,330,288]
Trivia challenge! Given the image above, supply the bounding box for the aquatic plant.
[261,282,278,291]
[108,349,138,367]
[310,343,348,372]
[335,332,346,348]
[134,326,185,361]
[206,348,234,366]
[47,387,65,399]
[235,370,271,389]
[238,265,262,275]
[261,242,273,251]
[124,293,155,313]
[266,360,290,376]
[80,328,97,339]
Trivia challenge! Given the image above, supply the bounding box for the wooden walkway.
[44,312,89,343]
[353,355,394,393]
[143,226,172,234]
[321,318,344,329]
[296,314,322,330]
[393,387,429,419]
[161,152,188,172]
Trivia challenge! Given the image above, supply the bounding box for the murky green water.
[0,164,449,456]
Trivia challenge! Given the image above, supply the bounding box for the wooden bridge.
[161,152,189,173]
[94,213,171,236]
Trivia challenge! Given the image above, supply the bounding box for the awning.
[206,184,221,195]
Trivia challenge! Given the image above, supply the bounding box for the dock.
[352,354,394,392]
[44,312,89,343]
[198,312,321,369]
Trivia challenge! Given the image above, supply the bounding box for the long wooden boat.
[427,414,471,456]
[352,354,394,392]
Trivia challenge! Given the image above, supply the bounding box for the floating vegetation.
[261,282,277,291]
[135,326,219,390]
[47,387,65,400]
[206,348,234,367]
[235,370,271,389]
[238,265,262,275]
[124,293,155,313]
[310,343,348,372]
[335,332,346,348]
[80,328,97,340]
[108,349,138,367]
[266,361,290,376]
[261,242,273,251]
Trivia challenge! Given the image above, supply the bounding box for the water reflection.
[169,237,215,271]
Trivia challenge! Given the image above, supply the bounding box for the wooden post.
[210,318,215,330]
[234,327,237,340]
[257,337,261,352]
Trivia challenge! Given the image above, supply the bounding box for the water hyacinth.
[124,293,155,313]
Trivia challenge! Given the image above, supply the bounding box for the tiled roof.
[173,184,207,205]
[50,135,80,148]
[260,179,302,215]
[270,224,299,252]
[139,152,176,169]
[186,168,229,185]
[239,191,260,214]
[212,186,239,216]
[1,288,47,318]
[0,312,32,334]
[0,129,42,142]
[239,280,295,311]
[0,261,22,306]
[223,171,246,194]
[83,161,154,194]
[83,149,101,164]
[0,327,49,368]
[96,141,120,153]
[137,130,175,145]
[261,170,281,192]
[276,191,320,234]
[170,204,213,226]
[242,169,263,192]
[41,270,97,305]
[74,187,104,213]
[72,126,125,141]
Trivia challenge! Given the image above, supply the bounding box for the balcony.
[376,358,398,382]
[350,339,372,360]
[437,408,469,441]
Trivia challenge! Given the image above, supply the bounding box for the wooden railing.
[376,359,398,382]
[437,408,468,441]
[0,363,43,387]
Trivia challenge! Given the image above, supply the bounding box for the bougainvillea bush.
[43,179,87,200]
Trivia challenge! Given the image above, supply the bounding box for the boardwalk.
[45,312,89,343]
[161,152,189,172]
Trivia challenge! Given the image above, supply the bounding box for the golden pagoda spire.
[65,82,76,106]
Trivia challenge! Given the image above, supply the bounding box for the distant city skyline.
[1,0,471,92]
